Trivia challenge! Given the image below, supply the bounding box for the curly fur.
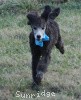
[27,5,65,86]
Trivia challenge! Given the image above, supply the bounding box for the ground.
[0,1,81,100]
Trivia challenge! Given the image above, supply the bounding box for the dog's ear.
[27,12,38,25]
[49,8,60,20]
[41,5,51,21]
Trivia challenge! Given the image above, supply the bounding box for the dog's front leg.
[36,51,51,85]
[32,53,41,83]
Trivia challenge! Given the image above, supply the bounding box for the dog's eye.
[33,27,37,30]
[42,27,44,30]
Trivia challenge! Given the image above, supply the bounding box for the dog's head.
[27,5,60,41]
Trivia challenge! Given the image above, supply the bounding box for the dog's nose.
[37,35,41,39]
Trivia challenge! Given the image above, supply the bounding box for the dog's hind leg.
[55,35,65,54]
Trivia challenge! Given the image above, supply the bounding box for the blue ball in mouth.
[35,33,49,47]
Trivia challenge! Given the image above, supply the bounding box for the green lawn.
[0,1,81,100]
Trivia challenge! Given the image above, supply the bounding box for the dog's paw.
[36,71,43,85]
[36,71,43,80]
[60,46,65,54]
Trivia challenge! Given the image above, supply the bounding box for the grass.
[0,0,81,100]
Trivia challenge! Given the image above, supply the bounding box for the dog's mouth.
[36,38,42,41]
